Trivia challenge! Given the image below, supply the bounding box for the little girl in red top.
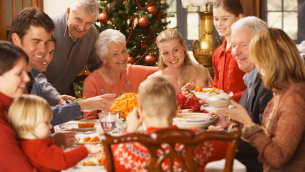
[177,63,212,113]
[8,95,103,172]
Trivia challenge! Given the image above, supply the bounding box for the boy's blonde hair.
[8,95,53,137]
[179,63,212,87]
[138,77,177,119]
[156,28,193,70]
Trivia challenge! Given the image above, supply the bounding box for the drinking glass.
[98,112,117,133]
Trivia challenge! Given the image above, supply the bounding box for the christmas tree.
[95,0,172,66]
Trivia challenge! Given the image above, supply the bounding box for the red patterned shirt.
[103,126,229,172]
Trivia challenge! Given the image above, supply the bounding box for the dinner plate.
[75,136,101,145]
[201,104,234,113]
[58,122,96,132]
[71,157,105,170]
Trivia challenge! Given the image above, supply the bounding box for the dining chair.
[101,124,242,172]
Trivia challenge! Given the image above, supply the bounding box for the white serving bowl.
[173,113,217,129]
[191,90,217,100]
[205,96,232,108]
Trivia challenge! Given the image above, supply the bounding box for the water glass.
[98,112,117,133]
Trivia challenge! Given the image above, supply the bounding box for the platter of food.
[75,136,101,145]
[58,122,96,131]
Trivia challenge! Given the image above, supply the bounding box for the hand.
[126,107,143,132]
[199,99,208,107]
[57,95,75,105]
[84,145,104,159]
[217,100,253,125]
[210,113,228,129]
[52,129,77,148]
[208,125,225,132]
[181,83,196,98]
[215,89,224,94]
[181,109,193,113]
[78,94,116,112]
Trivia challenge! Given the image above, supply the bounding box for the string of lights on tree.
[95,0,174,66]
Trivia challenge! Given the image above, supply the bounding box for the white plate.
[58,122,96,132]
[75,136,101,145]
[173,113,217,129]
[201,104,234,113]
[69,157,105,170]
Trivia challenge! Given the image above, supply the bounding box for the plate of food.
[58,121,96,131]
[173,113,217,129]
[72,156,105,170]
[190,87,218,99]
[75,136,101,145]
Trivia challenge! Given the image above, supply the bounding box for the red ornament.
[128,56,134,64]
[145,55,156,66]
[147,5,157,15]
[99,12,108,23]
[138,17,149,27]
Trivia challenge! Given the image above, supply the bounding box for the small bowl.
[173,113,217,129]
[205,96,232,108]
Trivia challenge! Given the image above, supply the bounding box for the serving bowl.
[191,89,217,99]
[173,113,217,129]
[205,95,232,108]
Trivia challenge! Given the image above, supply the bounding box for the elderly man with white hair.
[230,16,273,172]
[42,0,103,99]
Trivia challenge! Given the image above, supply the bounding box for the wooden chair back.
[101,125,242,172]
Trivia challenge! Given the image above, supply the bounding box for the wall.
[43,0,74,16]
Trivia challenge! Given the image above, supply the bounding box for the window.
[265,0,304,43]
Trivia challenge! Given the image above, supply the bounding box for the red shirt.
[20,138,88,172]
[104,126,229,172]
[212,39,246,102]
[0,92,36,172]
[177,92,204,112]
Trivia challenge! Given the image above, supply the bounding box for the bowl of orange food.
[191,87,217,99]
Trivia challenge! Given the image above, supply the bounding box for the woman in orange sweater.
[83,29,158,119]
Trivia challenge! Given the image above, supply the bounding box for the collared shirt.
[243,68,258,100]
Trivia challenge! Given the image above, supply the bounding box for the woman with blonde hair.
[219,28,305,171]
[148,28,194,93]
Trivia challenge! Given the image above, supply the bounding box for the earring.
[261,69,265,76]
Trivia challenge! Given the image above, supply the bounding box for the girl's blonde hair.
[179,63,213,87]
[156,28,193,70]
[249,28,305,91]
[8,95,53,137]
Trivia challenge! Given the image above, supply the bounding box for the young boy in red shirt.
[104,77,228,171]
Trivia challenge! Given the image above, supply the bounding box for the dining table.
[55,119,247,172]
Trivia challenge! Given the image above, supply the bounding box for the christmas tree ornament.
[138,17,149,27]
[145,55,156,65]
[147,5,157,14]
[128,56,135,64]
[99,12,108,23]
